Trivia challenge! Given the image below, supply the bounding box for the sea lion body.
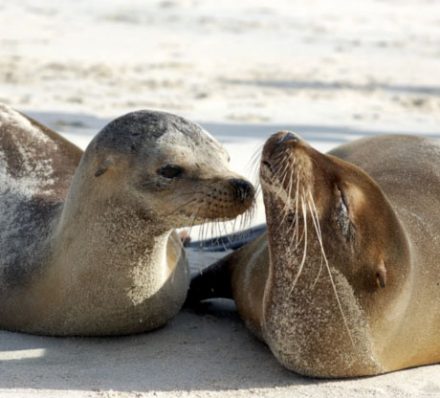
[190,134,440,377]
[0,104,254,336]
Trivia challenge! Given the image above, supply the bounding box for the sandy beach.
[1,0,440,397]
[1,305,440,398]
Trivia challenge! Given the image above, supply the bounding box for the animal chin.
[212,205,250,221]
[181,203,248,223]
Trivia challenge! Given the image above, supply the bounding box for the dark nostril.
[229,179,255,203]
[277,131,300,145]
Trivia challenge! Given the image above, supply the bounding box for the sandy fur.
[220,134,440,377]
[0,104,253,336]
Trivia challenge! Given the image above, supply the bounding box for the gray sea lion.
[189,132,440,377]
[0,103,254,336]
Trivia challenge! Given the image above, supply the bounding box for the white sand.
[1,306,439,398]
[1,0,440,131]
[1,0,440,397]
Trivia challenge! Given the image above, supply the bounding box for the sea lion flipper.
[186,252,237,306]
[0,104,83,201]
[186,230,268,307]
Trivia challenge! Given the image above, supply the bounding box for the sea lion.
[0,103,254,336]
[189,132,440,377]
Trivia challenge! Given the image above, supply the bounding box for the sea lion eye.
[157,165,184,179]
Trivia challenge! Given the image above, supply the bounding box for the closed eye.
[336,185,354,241]
[340,187,349,217]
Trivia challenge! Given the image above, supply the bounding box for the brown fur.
[190,133,440,377]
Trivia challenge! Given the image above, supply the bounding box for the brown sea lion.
[189,132,440,377]
[0,103,254,336]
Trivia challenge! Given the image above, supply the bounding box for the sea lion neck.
[44,184,177,327]
[54,170,171,257]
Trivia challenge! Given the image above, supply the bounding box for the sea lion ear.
[376,261,387,288]
[95,158,114,177]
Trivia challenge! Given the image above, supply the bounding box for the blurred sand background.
[1,0,440,397]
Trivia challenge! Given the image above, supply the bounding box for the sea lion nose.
[277,131,300,145]
[229,179,255,203]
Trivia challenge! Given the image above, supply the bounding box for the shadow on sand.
[0,303,321,392]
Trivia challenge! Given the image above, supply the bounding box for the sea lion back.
[0,104,82,289]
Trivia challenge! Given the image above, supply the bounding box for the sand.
[1,305,439,398]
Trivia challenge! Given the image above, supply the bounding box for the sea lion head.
[259,131,413,376]
[82,110,254,229]
[260,131,410,310]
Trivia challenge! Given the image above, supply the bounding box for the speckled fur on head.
[0,104,254,336]
[93,110,227,158]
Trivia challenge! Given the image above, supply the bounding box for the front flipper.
[186,252,236,306]
[186,232,268,305]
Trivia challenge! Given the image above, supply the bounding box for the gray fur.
[92,110,221,155]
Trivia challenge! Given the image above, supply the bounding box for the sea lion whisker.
[209,221,217,246]
[279,169,290,193]
[278,156,291,183]
[228,213,249,247]
[250,146,263,191]
[272,151,287,163]
[291,177,303,248]
[280,162,297,224]
[280,177,293,217]
[307,190,323,241]
[169,198,199,214]
[306,195,355,348]
[307,193,324,290]
[288,216,300,249]
[186,203,203,235]
[284,185,299,236]
[197,218,208,242]
[288,224,301,250]
[250,145,263,165]
[289,196,308,294]
[288,203,302,249]
[237,205,254,233]
[178,190,206,196]
[213,220,227,244]
[273,167,288,191]
[215,219,227,243]
[284,169,295,216]
[272,151,288,172]
[311,257,324,290]
[294,177,301,232]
